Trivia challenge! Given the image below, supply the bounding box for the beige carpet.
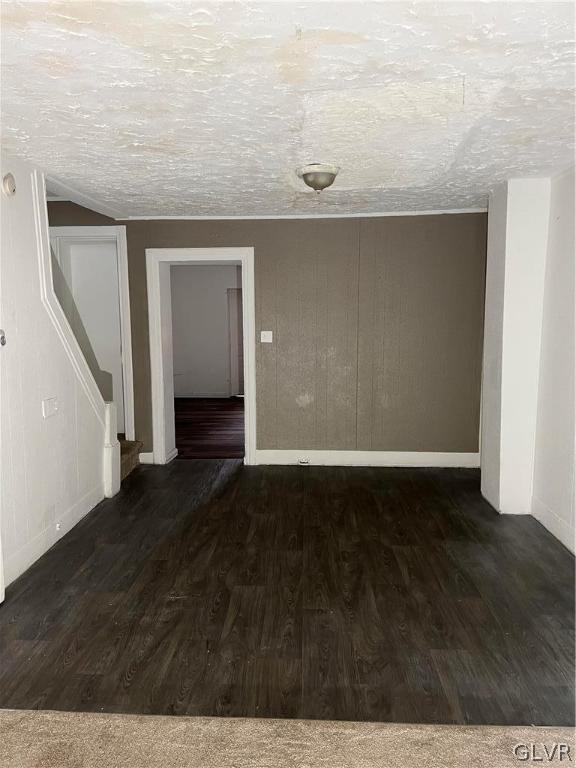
[0,710,573,768]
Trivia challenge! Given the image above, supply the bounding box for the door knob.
[0,329,6,346]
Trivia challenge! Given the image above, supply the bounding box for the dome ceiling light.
[297,163,340,193]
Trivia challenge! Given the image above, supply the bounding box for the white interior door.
[51,236,125,433]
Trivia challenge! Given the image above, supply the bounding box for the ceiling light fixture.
[297,163,340,193]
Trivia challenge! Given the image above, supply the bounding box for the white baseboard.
[143,448,178,465]
[252,450,480,468]
[4,485,104,587]
[532,496,575,553]
[165,447,179,463]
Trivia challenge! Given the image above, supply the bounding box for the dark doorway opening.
[175,397,244,459]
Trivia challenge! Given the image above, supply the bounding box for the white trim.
[146,247,256,466]
[49,226,121,239]
[45,175,125,220]
[48,226,135,441]
[227,287,242,398]
[253,450,480,468]
[139,452,155,464]
[123,207,486,222]
[115,227,135,441]
[165,447,179,463]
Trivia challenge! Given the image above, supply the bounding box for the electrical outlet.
[55,521,62,532]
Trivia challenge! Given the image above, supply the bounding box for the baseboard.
[4,485,104,587]
[165,447,179,463]
[142,448,178,465]
[253,450,480,468]
[174,393,231,399]
[532,496,575,553]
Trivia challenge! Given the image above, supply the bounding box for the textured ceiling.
[1,1,574,217]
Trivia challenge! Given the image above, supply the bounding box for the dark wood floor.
[174,398,244,459]
[0,462,574,724]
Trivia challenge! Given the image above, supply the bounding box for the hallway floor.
[0,462,573,724]
[174,398,244,459]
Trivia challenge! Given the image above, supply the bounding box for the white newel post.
[103,401,121,497]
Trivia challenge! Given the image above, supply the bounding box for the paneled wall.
[358,216,486,451]
[257,220,360,449]
[48,203,487,454]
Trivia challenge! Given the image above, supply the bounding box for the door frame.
[146,248,256,465]
[49,226,135,441]
[227,287,243,397]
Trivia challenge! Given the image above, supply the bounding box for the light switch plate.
[42,397,59,419]
[260,330,273,343]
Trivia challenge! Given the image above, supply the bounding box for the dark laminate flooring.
[175,398,244,459]
[0,462,574,724]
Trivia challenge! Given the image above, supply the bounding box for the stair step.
[119,438,144,482]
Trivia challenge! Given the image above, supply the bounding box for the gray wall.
[48,203,487,453]
[171,264,240,397]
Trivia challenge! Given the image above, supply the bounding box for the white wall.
[55,238,125,432]
[482,170,575,552]
[482,179,551,515]
[499,178,550,516]
[532,168,575,551]
[0,156,106,588]
[170,265,241,397]
[480,183,507,509]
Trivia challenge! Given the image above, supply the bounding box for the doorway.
[146,248,256,465]
[170,264,244,459]
[49,226,135,439]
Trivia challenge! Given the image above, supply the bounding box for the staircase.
[119,436,143,481]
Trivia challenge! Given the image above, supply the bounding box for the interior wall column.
[481,178,551,514]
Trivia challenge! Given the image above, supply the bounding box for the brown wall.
[48,203,487,453]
